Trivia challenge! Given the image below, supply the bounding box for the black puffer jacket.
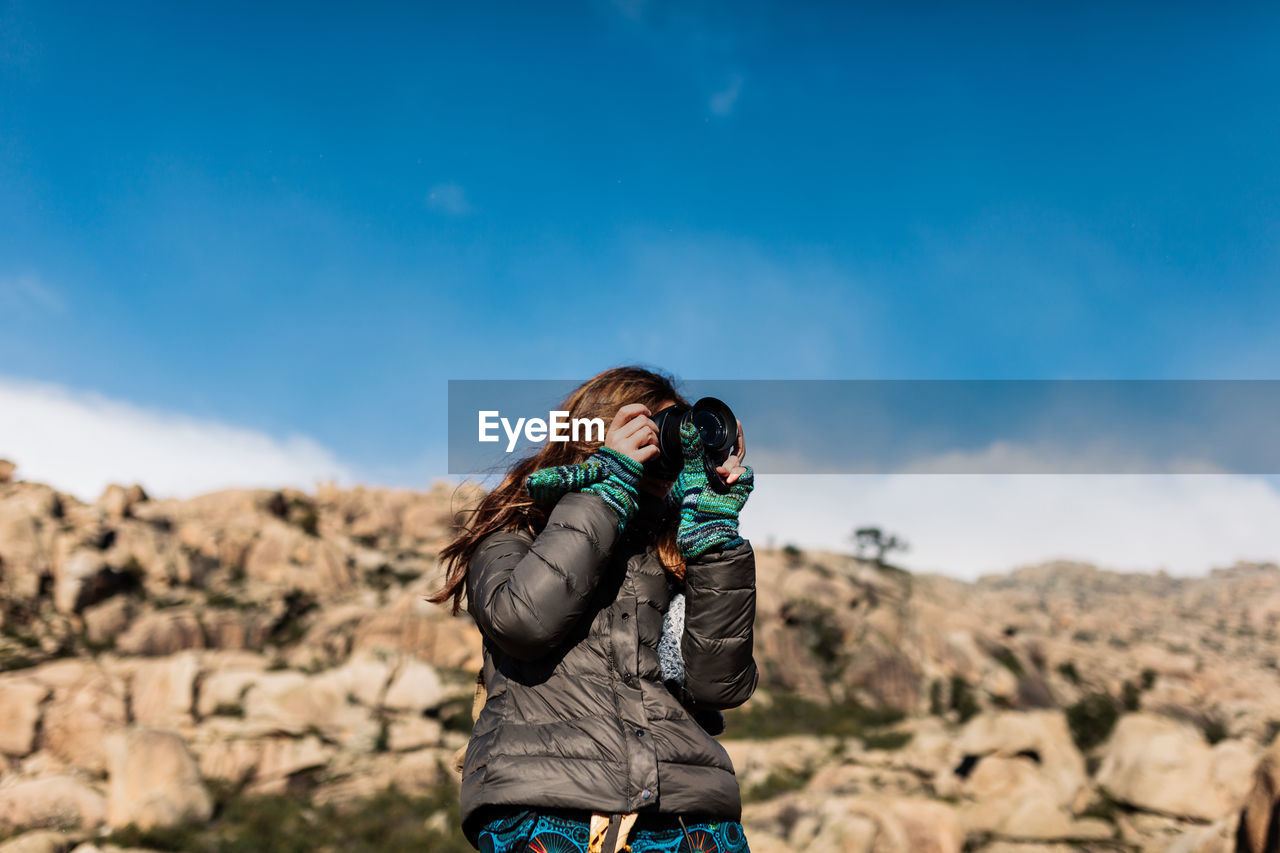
[459,490,758,845]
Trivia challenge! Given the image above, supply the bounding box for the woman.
[430,366,758,853]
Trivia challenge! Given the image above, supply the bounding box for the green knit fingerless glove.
[524,446,645,530]
[675,421,754,558]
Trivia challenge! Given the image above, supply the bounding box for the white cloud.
[741,472,1280,580]
[427,183,474,216]
[709,73,743,116]
[895,440,1232,475]
[0,375,357,503]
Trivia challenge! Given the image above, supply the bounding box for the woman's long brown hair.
[428,365,689,615]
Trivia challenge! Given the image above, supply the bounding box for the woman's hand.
[675,419,754,558]
[524,402,660,530]
[604,403,661,467]
[713,418,748,485]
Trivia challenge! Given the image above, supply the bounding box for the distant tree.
[852,526,909,566]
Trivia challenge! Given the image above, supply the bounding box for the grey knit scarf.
[658,591,686,687]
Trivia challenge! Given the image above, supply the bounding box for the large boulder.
[115,609,206,656]
[330,650,395,707]
[351,589,482,671]
[0,829,84,853]
[382,658,446,714]
[311,748,449,807]
[928,711,1110,842]
[744,792,963,853]
[0,484,59,602]
[33,662,128,774]
[103,518,201,590]
[242,520,353,595]
[104,728,213,830]
[242,671,379,750]
[197,608,273,651]
[51,550,115,614]
[95,484,147,520]
[0,776,106,832]
[944,710,1088,806]
[956,755,1112,840]
[80,597,133,648]
[0,679,51,756]
[128,652,199,728]
[1096,713,1258,822]
[1236,736,1280,853]
[245,734,334,794]
[386,716,443,752]
[194,652,270,718]
[188,719,331,787]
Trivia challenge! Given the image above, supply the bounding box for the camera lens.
[691,408,727,449]
[649,397,738,493]
[690,398,736,460]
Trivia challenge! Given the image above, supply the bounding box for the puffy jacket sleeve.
[679,537,759,710]
[465,491,621,661]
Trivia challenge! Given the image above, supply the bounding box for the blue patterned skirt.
[476,807,751,853]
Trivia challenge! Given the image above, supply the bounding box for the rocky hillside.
[0,457,1278,853]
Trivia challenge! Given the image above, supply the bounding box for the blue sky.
[3,1,1280,575]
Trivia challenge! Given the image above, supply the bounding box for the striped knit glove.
[524,446,644,530]
[675,421,754,558]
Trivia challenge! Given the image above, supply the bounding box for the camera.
[649,397,739,493]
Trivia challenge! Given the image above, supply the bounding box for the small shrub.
[1121,680,1141,712]
[364,565,423,591]
[269,590,319,646]
[929,678,945,716]
[1056,661,1080,685]
[1263,720,1280,745]
[295,508,319,537]
[1066,692,1119,752]
[724,693,903,740]
[205,592,244,610]
[949,675,980,723]
[1078,792,1122,823]
[102,781,471,852]
[1202,717,1229,745]
[991,646,1025,677]
[0,649,38,672]
[743,766,814,803]
[781,599,845,673]
[440,697,478,735]
[861,730,913,751]
[119,556,147,587]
